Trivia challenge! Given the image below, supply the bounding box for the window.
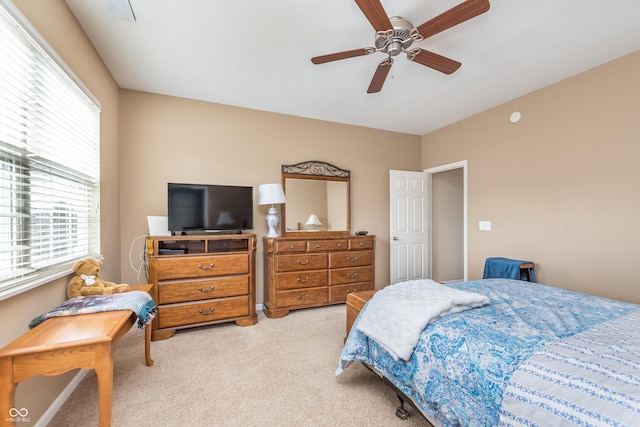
[0,2,101,298]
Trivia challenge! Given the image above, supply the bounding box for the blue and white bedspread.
[29,291,157,329]
[498,309,640,426]
[337,279,639,427]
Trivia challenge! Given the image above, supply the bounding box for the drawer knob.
[359,242,364,246]
[296,293,310,300]
[198,263,215,270]
[198,286,215,293]
[198,307,215,315]
[337,243,342,247]
[297,276,310,283]
[315,244,321,248]
[347,273,359,279]
[346,288,358,294]
[289,245,296,249]
[347,256,358,262]
[296,259,310,265]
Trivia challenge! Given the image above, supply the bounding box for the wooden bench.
[0,284,154,427]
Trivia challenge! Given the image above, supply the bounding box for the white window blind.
[0,3,100,295]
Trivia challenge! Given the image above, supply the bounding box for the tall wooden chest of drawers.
[147,234,257,340]
[264,235,375,318]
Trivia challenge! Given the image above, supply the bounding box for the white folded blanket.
[357,279,490,361]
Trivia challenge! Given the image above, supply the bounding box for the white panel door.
[389,170,427,284]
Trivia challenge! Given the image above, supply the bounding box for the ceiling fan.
[311,0,490,93]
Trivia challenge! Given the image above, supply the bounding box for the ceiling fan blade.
[409,49,461,74]
[367,58,393,93]
[311,48,373,64]
[354,0,393,32]
[416,0,490,39]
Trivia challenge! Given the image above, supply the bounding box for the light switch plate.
[479,221,492,231]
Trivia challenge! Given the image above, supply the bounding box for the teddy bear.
[66,258,130,299]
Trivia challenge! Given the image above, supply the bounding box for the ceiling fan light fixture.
[311,0,491,93]
[387,41,403,57]
[389,16,414,36]
[375,16,415,54]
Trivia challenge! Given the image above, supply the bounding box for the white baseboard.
[35,369,88,427]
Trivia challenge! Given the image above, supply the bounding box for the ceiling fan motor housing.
[375,16,416,56]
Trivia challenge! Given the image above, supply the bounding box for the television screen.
[167,183,253,233]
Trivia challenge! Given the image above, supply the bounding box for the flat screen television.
[167,183,253,233]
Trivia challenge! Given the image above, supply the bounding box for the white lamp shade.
[258,183,286,205]
[305,214,322,226]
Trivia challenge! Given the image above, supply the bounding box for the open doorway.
[426,161,467,282]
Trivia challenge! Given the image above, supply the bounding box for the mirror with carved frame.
[281,161,350,238]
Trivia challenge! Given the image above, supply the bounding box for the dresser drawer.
[158,277,249,304]
[329,250,373,268]
[276,270,328,290]
[276,253,328,272]
[274,240,307,253]
[155,254,249,280]
[349,238,374,250]
[329,282,375,303]
[329,266,373,285]
[157,296,249,328]
[276,287,328,309]
[308,239,348,252]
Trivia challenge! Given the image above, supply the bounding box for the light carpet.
[49,305,431,426]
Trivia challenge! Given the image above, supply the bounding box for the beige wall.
[422,51,640,304]
[1,0,121,425]
[118,90,422,303]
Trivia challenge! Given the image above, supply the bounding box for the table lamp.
[258,183,286,237]
[305,214,322,231]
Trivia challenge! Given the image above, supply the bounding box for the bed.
[337,278,640,426]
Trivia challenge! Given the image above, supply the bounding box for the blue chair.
[483,257,536,282]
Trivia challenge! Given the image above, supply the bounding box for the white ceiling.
[64,0,640,135]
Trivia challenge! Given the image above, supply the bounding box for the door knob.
[392,236,398,241]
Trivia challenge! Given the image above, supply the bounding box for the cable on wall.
[129,234,149,283]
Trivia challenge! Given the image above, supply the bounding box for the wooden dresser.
[146,234,257,340]
[263,235,375,318]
